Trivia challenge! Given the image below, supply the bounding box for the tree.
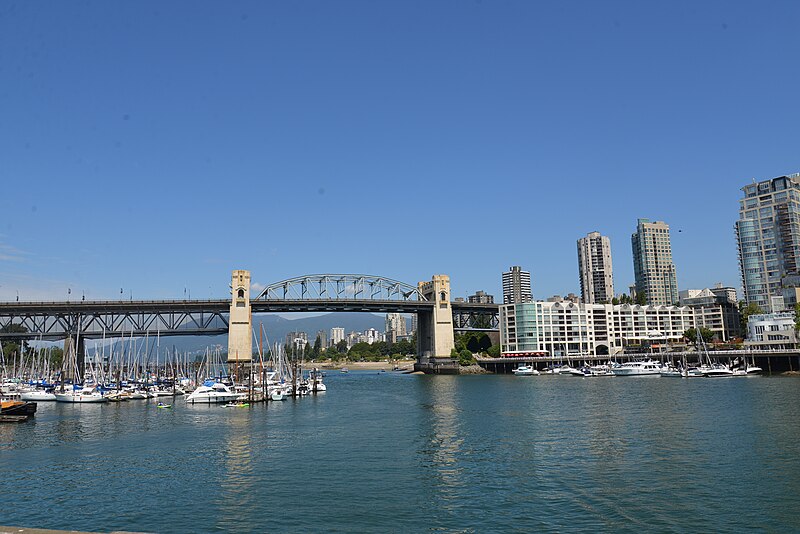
[487,344,501,357]
[611,297,620,305]
[1,323,29,360]
[635,291,647,305]
[458,348,475,366]
[313,335,322,358]
[684,327,716,344]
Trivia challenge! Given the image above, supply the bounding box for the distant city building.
[385,313,407,343]
[500,301,695,357]
[285,331,308,352]
[746,312,798,349]
[330,327,345,345]
[411,314,418,335]
[467,291,494,304]
[454,297,465,303]
[502,266,533,304]
[736,173,800,312]
[577,231,614,304]
[631,219,679,305]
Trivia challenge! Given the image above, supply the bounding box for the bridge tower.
[415,274,458,374]
[228,270,253,364]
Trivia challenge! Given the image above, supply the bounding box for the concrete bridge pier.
[228,270,253,367]
[415,275,458,374]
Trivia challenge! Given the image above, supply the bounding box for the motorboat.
[703,363,734,378]
[54,386,108,403]
[566,366,590,377]
[551,364,578,375]
[660,365,683,378]
[587,364,614,377]
[185,381,244,404]
[611,360,665,376]
[512,365,540,376]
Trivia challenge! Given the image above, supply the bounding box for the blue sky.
[1,1,799,303]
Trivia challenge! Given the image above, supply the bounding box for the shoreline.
[300,360,415,371]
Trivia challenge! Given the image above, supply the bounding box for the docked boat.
[20,389,57,401]
[185,381,244,404]
[703,363,734,378]
[660,365,683,378]
[1,400,38,416]
[512,365,540,376]
[54,386,108,403]
[587,364,614,377]
[611,360,664,376]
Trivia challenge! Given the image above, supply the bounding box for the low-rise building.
[500,301,696,357]
[746,312,798,350]
[679,285,742,341]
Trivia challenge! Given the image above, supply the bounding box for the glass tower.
[736,173,800,312]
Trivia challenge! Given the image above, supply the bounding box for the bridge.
[0,272,499,374]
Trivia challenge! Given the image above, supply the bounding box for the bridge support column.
[415,274,458,374]
[228,270,253,366]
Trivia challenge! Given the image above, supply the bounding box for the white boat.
[270,391,286,401]
[611,360,664,376]
[703,363,734,377]
[551,364,578,375]
[20,389,57,401]
[587,364,614,377]
[185,381,244,404]
[660,365,683,378]
[55,386,108,403]
[512,365,540,376]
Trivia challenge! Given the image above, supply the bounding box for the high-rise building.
[736,173,800,312]
[467,291,494,304]
[631,219,679,306]
[502,266,532,304]
[385,313,407,343]
[577,231,614,304]
[330,327,345,345]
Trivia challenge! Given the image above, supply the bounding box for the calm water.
[2,373,800,533]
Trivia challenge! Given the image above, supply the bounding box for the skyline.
[2,2,800,304]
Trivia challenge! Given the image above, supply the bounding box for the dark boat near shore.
[0,400,38,417]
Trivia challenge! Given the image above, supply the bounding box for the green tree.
[458,348,475,366]
[487,344,501,357]
[684,327,716,344]
[635,291,647,305]
[1,323,29,360]
[611,297,620,305]
[312,335,322,358]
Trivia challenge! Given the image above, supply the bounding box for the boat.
[660,365,683,378]
[566,366,590,377]
[587,364,614,377]
[340,367,349,373]
[0,400,38,416]
[270,391,286,401]
[54,385,108,403]
[185,381,244,404]
[611,360,665,376]
[20,389,57,401]
[224,401,249,408]
[512,365,540,376]
[703,362,734,378]
[157,402,172,409]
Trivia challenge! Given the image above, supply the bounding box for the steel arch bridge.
[255,274,427,302]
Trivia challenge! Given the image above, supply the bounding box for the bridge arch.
[254,274,427,302]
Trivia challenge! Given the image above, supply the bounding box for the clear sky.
[1,1,799,303]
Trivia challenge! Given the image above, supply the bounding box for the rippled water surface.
[2,373,800,533]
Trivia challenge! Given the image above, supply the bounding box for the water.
[2,373,800,533]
